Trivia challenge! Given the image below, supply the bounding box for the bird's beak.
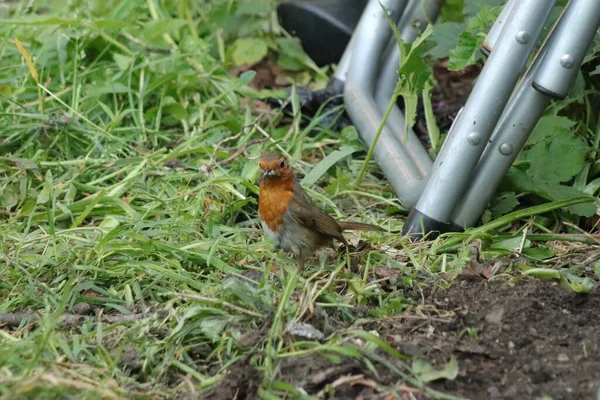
[258,168,273,185]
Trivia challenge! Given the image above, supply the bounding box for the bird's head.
[258,152,293,186]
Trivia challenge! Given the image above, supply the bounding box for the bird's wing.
[288,181,347,244]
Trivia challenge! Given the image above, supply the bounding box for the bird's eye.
[279,159,286,168]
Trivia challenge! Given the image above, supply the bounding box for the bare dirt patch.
[201,278,600,399]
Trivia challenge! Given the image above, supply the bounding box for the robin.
[257,151,385,271]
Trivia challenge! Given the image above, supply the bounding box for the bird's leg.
[296,256,305,273]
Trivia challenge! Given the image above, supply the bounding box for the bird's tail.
[338,221,386,232]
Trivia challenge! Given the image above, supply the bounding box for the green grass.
[1,1,599,399]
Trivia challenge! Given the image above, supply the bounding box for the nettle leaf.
[541,184,597,217]
[504,169,596,217]
[449,6,500,70]
[583,35,600,65]
[527,115,577,145]
[448,31,482,70]
[567,72,586,100]
[231,37,268,66]
[440,0,465,22]
[523,122,588,184]
[385,8,433,133]
[427,22,465,59]
[463,0,504,16]
[490,192,520,218]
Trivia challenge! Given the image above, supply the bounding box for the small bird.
[257,151,385,271]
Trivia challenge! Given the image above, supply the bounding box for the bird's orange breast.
[259,180,294,232]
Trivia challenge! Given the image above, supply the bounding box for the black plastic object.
[401,208,464,241]
[271,77,351,131]
[277,0,368,67]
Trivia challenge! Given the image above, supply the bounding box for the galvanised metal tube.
[405,0,556,229]
[344,0,424,207]
[533,0,600,99]
[452,0,600,227]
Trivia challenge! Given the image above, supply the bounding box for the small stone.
[426,325,435,338]
[72,303,92,315]
[485,306,505,325]
[285,322,325,341]
[487,386,500,397]
[557,353,569,362]
[508,341,515,350]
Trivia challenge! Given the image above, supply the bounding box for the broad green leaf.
[542,184,597,217]
[413,356,458,383]
[440,0,465,22]
[112,53,132,71]
[524,135,589,183]
[463,0,504,16]
[200,317,228,341]
[1,184,18,209]
[567,72,586,100]
[503,169,597,217]
[527,116,577,145]
[276,37,317,72]
[142,19,186,40]
[524,269,596,294]
[427,22,465,59]
[584,177,600,196]
[301,146,357,186]
[562,272,595,294]
[231,37,268,66]
[448,31,482,70]
[386,10,433,132]
[449,6,500,70]
[522,246,556,261]
[99,216,120,234]
[238,70,256,84]
[163,103,188,120]
[236,0,271,16]
[490,192,519,218]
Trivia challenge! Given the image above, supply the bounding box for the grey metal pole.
[402,0,556,237]
[532,0,599,99]
[344,0,425,207]
[452,0,600,228]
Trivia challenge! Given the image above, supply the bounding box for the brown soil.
[203,278,600,400]
[424,279,600,399]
